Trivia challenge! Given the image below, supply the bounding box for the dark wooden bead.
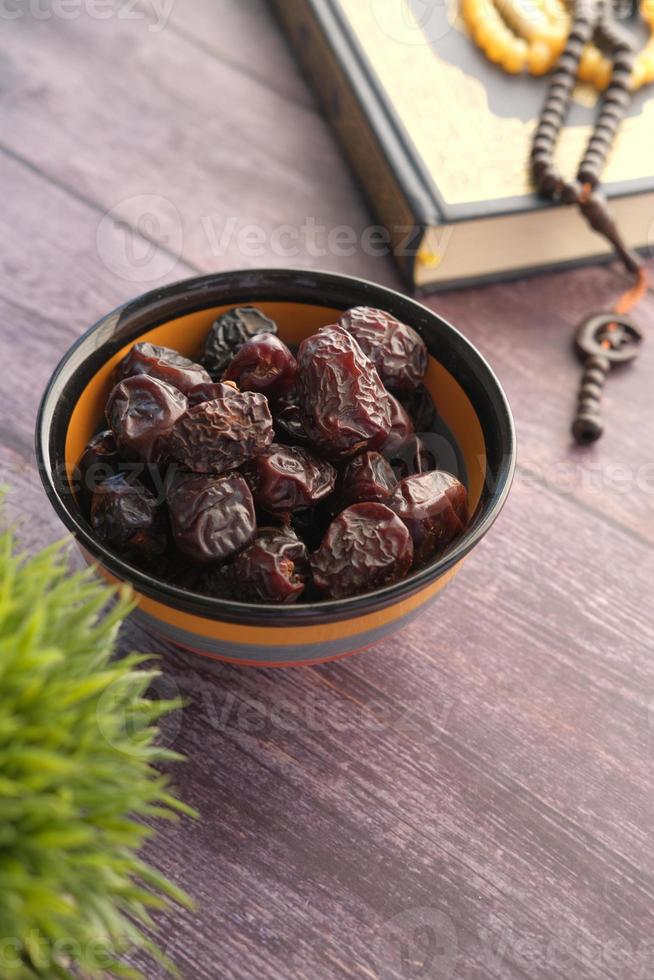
[613,52,635,72]
[577,171,600,188]
[532,146,551,163]
[595,21,635,54]
[578,153,604,180]
[534,122,558,141]
[599,104,625,125]
[582,149,607,165]
[595,119,620,139]
[610,67,634,87]
[532,156,552,177]
[540,170,562,196]
[570,23,594,43]
[533,137,554,155]
[603,88,631,109]
[560,180,581,204]
[551,68,577,88]
[566,37,585,58]
[586,135,612,153]
[557,53,579,74]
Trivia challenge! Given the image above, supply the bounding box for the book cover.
[272,0,654,290]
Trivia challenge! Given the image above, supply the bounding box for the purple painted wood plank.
[1,4,653,978]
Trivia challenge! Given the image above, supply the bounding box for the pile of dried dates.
[77,305,468,603]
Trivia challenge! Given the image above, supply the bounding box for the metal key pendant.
[572,312,643,444]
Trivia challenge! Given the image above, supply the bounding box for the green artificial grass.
[0,527,195,978]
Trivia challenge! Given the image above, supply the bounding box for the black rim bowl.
[35,268,516,627]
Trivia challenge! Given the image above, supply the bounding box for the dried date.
[223,333,297,398]
[339,306,427,391]
[201,306,278,379]
[389,471,468,565]
[116,342,211,395]
[296,324,392,459]
[91,474,166,558]
[337,452,397,507]
[311,502,413,599]
[167,472,256,563]
[379,394,415,458]
[398,384,439,433]
[245,443,336,515]
[77,429,120,508]
[168,383,273,474]
[106,375,188,463]
[187,381,232,407]
[231,527,309,603]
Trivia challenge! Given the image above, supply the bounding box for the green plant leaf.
[0,524,194,978]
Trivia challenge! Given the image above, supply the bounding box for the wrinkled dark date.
[337,452,397,508]
[187,381,234,408]
[202,306,278,379]
[167,472,256,563]
[168,384,273,474]
[223,333,297,398]
[77,429,120,505]
[86,304,468,604]
[379,394,437,479]
[389,471,468,565]
[311,502,413,599]
[91,474,166,558]
[399,384,439,433]
[116,342,211,395]
[379,394,415,458]
[275,402,310,446]
[387,435,436,481]
[231,527,309,603]
[106,375,188,463]
[297,324,392,459]
[245,443,336,515]
[339,306,428,392]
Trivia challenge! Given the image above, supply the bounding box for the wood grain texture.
[0,9,392,285]
[1,4,653,980]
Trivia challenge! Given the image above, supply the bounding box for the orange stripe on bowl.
[90,558,462,646]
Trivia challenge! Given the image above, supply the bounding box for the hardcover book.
[271,0,654,290]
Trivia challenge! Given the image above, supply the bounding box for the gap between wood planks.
[0,145,202,279]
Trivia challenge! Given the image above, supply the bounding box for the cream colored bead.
[462,0,654,91]
[640,49,654,74]
[594,58,612,90]
[528,39,556,74]
[630,60,648,89]
[640,0,654,25]
[503,37,529,72]
[496,0,550,42]
[538,0,570,36]
[578,45,602,82]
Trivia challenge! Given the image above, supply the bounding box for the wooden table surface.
[2,3,654,978]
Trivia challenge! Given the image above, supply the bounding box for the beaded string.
[530,0,649,441]
[462,0,654,88]
[462,0,650,440]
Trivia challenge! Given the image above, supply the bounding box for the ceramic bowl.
[36,268,515,666]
